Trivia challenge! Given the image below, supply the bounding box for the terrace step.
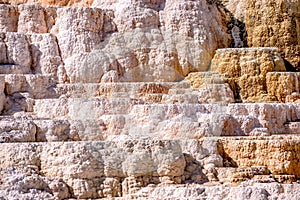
[33,97,145,120]
[0,137,299,199]
[0,117,73,143]
[0,64,31,74]
[162,93,200,104]
[2,74,57,98]
[56,82,192,98]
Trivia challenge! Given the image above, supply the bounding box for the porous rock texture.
[209,48,286,102]
[220,0,300,69]
[0,0,299,199]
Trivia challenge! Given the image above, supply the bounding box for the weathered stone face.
[245,0,300,69]
[210,48,286,102]
[219,137,300,178]
[220,0,300,69]
[0,0,299,199]
[0,4,18,32]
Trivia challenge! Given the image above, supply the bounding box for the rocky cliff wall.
[0,0,299,199]
[220,0,300,69]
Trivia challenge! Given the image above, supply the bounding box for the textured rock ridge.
[0,2,230,83]
[210,48,286,102]
[0,0,299,199]
[220,0,300,69]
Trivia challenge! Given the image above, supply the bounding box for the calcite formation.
[220,0,300,69]
[0,0,299,199]
[210,47,286,102]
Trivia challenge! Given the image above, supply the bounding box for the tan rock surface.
[211,48,286,102]
[29,34,62,77]
[80,0,230,82]
[245,0,300,69]
[18,4,48,34]
[55,7,104,60]
[219,137,300,178]
[0,4,18,32]
[0,140,188,198]
[0,32,62,79]
[4,74,56,98]
[228,103,300,135]
[266,72,300,102]
[0,119,36,142]
[5,32,32,70]
[185,72,235,104]
[0,1,299,199]
[220,0,300,69]
[33,99,300,139]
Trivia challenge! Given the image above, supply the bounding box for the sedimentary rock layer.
[220,0,300,69]
[0,138,299,199]
[0,0,299,199]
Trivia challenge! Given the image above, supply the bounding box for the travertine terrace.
[0,0,299,199]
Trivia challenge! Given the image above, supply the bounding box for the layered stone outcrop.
[0,0,299,199]
[209,48,287,102]
[245,0,300,69]
[207,48,300,103]
[220,0,300,69]
[219,137,300,178]
[1,137,300,199]
[0,2,231,83]
[266,72,300,103]
[0,101,296,141]
[0,140,222,199]
[0,32,62,79]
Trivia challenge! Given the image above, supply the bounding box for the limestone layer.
[0,0,299,199]
[220,0,300,69]
[0,138,300,199]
